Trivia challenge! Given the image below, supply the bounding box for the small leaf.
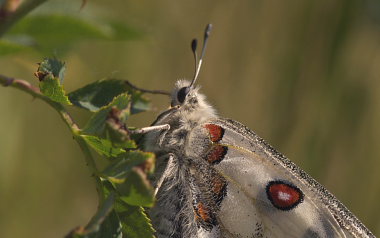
[36,57,66,82]
[105,119,131,147]
[103,151,155,207]
[105,120,136,149]
[38,75,72,105]
[68,79,150,113]
[34,58,71,105]
[83,93,130,135]
[103,151,155,180]
[81,135,125,158]
[116,168,155,207]
[115,202,155,238]
[79,181,154,237]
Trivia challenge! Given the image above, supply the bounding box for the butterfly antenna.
[191,39,198,85]
[190,23,212,88]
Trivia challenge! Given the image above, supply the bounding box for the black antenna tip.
[204,24,213,38]
[191,39,198,53]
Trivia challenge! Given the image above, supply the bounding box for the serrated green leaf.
[103,151,155,207]
[115,202,155,238]
[81,135,126,158]
[103,151,155,180]
[83,93,130,135]
[86,211,122,238]
[116,169,155,207]
[69,80,129,111]
[6,15,140,54]
[105,123,137,149]
[37,57,66,83]
[35,58,71,104]
[39,75,72,105]
[68,79,150,113]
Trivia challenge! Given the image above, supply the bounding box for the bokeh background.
[0,0,379,237]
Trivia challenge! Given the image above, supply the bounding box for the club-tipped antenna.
[191,39,198,85]
[190,24,212,88]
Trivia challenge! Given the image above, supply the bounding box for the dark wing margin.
[211,118,375,238]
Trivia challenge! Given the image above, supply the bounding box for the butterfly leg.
[154,153,175,196]
[129,124,170,134]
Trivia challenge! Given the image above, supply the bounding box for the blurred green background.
[0,0,379,237]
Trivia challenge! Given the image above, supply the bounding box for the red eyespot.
[266,180,304,211]
[204,124,224,142]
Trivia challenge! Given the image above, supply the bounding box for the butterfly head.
[169,79,215,116]
[171,80,199,106]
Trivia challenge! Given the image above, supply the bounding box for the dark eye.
[177,87,190,103]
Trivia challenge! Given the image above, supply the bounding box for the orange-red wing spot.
[266,180,304,211]
[204,124,224,142]
[193,202,217,231]
[211,176,227,207]
[206,145,228,164]
[196,203,212,222]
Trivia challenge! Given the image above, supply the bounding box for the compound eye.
[177,87,190,104]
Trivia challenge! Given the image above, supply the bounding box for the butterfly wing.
[189,118,374,238]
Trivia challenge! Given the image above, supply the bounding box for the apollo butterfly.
[143,24,375,238]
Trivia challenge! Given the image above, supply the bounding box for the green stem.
[74,133,105,204]
[0,0,49,37]
[85,191,115,231]
[0,74,105,203]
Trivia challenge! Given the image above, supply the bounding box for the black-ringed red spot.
[204,124,224,142]
[206,145,228,164]
[266,180,304,211]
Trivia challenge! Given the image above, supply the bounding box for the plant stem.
[0,0,49,37]
[0,74,105,203]
[0,74,79,131]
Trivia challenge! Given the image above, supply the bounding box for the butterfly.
[143,24,375,238]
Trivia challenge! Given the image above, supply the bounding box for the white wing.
[186,118,375,238]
